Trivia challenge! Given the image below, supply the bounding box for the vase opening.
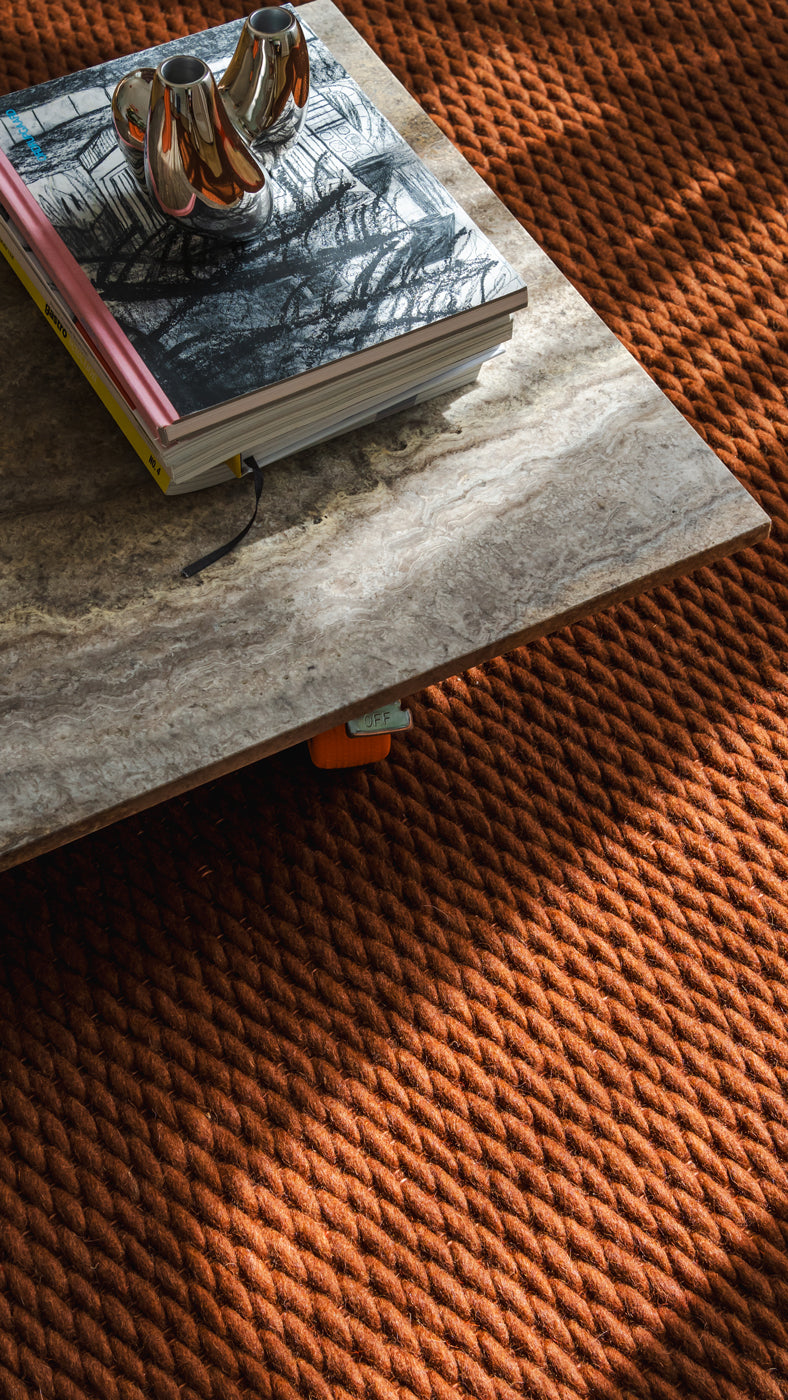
[159,55,209,87]
[249,7,294,34]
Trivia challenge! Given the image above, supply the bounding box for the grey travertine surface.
[0,0,769,869]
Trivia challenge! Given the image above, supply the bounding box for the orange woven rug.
[2,1,788,1397]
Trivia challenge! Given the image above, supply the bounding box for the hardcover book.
[0,7,528,491]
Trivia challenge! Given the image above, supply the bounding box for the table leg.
[308,700,411,768]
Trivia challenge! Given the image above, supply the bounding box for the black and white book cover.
[0,12,527,419]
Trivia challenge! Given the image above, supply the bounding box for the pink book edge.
[0,145,178,434]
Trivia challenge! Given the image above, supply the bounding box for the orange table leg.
[308,723,392,768]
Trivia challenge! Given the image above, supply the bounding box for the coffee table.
[0,0,769,872]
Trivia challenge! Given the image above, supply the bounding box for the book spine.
[0,144,179,437]
[0,225,174,494]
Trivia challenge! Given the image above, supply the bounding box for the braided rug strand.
[2,0,788,1397]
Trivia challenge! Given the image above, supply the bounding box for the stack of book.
[0,8,528,495]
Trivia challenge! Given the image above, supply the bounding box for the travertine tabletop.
[0,0,769,871]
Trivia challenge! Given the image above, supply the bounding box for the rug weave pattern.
[2,0,788,1397]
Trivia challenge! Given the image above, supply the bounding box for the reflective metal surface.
[219,7,310,157]
[346,702,413,737]
[144,55,272,239]
[111,66,155,183]
[111,9,310,239]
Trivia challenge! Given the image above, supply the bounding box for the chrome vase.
[111,8,309,239]
[144,55,272,239]
[219,7,309,158]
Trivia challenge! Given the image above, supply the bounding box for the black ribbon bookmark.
[181,455,264,578]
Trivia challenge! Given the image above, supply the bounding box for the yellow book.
[0,228,174,491]
[0,221,243,493]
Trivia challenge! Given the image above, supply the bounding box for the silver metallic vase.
[219,7,310,157]
[144,55,272,239]
[111,9,309,238]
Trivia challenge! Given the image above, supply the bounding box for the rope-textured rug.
[2,0,788,1397]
